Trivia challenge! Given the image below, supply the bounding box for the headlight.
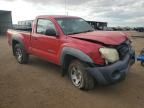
[99,48,119,63]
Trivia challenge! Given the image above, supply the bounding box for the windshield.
[56,18,94,35]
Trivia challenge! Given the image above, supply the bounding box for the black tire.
[68,60,95,90]
[14,44,29,64]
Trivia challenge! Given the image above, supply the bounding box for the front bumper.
[87,54,135,85]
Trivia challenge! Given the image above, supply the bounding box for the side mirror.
[45,28,57,36]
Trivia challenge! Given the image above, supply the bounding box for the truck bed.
[7,29,31,47]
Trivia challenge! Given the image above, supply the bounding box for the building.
[0,10,12,36]
[18,20,33,27]
[87,21,107,30]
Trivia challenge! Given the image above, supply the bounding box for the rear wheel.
[68,60,95,90]
[14,44,29,64]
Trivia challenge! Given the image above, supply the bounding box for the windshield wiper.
[83,29,95,33]
[67,32,83,35]
[67,30,94,35]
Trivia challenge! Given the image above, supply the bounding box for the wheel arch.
[60,47,94,75]
[12,37,25,56]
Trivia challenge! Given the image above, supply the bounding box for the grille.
[117,42,130,59]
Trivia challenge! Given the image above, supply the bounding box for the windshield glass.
[56,18,94,35]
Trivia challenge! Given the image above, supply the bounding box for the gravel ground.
[0,35,144,108]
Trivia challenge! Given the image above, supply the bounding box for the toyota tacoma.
[7,15,135,90]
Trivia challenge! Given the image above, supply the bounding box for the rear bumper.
[87,54,135,85]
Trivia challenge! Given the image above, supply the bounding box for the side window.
[36,19,57,35]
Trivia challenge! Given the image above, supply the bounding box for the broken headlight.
[99,48,119,63]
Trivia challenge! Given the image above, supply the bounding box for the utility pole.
[65,0,68,16]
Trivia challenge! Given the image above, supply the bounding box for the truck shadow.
[27,56,144,95]
[88,71,144,96]
[28,56,60,73]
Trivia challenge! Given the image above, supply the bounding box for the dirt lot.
[0,34,144,108]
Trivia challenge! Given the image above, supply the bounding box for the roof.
[0,10,11,15]
[37,15,81,19]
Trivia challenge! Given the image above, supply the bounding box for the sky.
[0,0,144,27]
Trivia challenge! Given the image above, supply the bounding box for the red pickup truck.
[7,15,135,90]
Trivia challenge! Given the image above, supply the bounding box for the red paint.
[7,15,128,65]
[70,31,127,45]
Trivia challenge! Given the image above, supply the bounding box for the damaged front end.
[87,40,135,85]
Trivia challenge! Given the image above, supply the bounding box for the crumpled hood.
[70,31,127,45]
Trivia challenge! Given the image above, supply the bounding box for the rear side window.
[36,19,56,35]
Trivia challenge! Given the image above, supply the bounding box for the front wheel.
[14,44,29,64]
[68,60,95,90]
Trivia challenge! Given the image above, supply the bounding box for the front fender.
[60,47,94,65]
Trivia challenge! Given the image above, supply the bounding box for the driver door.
[31,19,60,64]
